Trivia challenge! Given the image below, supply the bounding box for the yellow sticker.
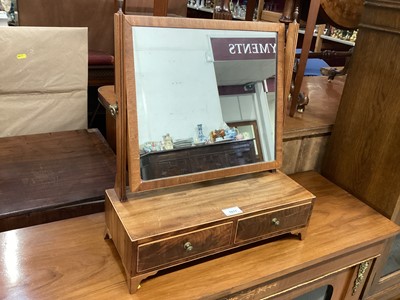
[17,54,27,59]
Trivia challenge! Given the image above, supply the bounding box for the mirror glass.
[132,27,277,181]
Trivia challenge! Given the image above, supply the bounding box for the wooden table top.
[1,171,398,299]
[0,129,116,231]
[283,76,345,139]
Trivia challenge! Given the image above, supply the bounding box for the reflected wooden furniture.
[227,120,263,161]
[1,172,398,299]
[321,1,400,298]
[0,129,116,232]
[140,139,257,180]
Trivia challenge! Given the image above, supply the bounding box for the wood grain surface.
[322,0,400,221]
[320,0,364,29]
[109,171,313,240]
[0,129,116,231]
[283,76,345,139]
[1,171,398,299]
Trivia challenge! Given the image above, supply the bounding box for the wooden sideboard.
[1,171,398,299]
[140,139,257,180]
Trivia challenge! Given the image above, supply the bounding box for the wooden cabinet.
[321,1,400,298]
[225,253,378,299]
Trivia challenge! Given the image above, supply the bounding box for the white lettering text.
[227,43,276,55]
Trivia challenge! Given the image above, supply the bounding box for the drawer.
[137,223,232,272]
[235,204,312,244]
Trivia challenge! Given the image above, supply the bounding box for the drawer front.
[137,223,232,272]
[235,204,312,244]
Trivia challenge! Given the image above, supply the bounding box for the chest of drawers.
[105,171,315,293]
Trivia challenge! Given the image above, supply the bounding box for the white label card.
[222,206,243,216]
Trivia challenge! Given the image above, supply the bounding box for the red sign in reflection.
[211,37,277,61]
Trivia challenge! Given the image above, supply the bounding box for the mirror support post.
[114,11,127,201]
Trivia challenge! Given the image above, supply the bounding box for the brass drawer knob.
[184,242,193,252]
[272,218,280,226]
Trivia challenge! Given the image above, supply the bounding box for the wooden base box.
[105,171,314,292]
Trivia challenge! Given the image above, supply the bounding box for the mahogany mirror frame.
[114,13,285,196]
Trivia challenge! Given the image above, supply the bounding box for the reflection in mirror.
[382,234,400,277]
[132,27,277,180]
[227,120,263,161]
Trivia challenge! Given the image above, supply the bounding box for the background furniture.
[259,0,361,117]
[16,0,117,134]
[17,0,117,87]
[124,0,187,17]
[0,26,115,231]
[0,130,116,232]
[282,75,344,174]
[322,0,400,298]
[0,27,88,137]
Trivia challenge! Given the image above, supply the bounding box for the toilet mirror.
[120,16,284,192]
